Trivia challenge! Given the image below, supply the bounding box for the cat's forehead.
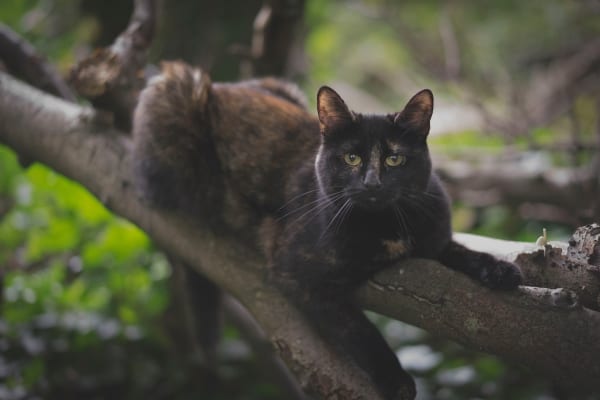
[355,114,415,148]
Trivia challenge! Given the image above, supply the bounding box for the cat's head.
[315,86,434,210]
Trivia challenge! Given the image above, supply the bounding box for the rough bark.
[1,72,600,396]
[357,259,600,394]
[453,231,600,311]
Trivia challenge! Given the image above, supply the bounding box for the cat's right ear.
[393,89,434,138]
[317,86,354,134]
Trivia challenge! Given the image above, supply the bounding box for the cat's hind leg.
[283,285,416,400]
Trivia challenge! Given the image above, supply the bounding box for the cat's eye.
[344,153,362,166]
[385,154,406,167]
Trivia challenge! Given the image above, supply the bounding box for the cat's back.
[132,60,320,227]
[210,80,320,212]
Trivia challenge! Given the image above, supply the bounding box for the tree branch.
[69,0,156,130]
[435,151,598,224]
[223,295,310,400]
[239,0,307,78]
[0,23,76,102]
[1,71,599,396]
[357,260,600,394]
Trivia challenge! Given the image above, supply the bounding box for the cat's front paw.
[479,260,523,290]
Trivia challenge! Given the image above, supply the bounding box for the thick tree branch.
[1,72,600,396]
[357,260,600,394]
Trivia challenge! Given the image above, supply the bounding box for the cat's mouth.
[349,190,395,210]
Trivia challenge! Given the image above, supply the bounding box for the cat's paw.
[479,260,523,290]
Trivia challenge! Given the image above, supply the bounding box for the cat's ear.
[317,86,355,134]
[393,89,433,137]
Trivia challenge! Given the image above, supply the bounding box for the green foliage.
[430,130,506,153]
[0,143,283,399]
[0,144,175,397]
[0,0,96,71]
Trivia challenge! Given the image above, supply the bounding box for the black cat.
[267,86,522,399]
[132,63,523,400]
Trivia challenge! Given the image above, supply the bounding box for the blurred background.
[1,0,599,399]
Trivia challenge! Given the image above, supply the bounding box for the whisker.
[320,198,352,241]
[276,188,322,212]
[402,188,444,201]
[399,195,438,221]
[393,205,410,236]
[287,192,346,228]
[334,200,353,235]
[277,189,345,221]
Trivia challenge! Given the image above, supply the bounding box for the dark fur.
[132,61,522,400]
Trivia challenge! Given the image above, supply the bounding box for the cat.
[132,61,523,400]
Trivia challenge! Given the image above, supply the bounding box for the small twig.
[0,23,76,101]
[251,4,273,62]
[69,0,156,130]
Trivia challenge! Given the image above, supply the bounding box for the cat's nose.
[363,170,381,189]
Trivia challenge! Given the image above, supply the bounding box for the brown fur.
[132,61,319,234]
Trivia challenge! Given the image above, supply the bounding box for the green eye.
[385,154,406,167]
[344,153,362,166]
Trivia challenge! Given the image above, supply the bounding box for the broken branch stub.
[69,0,156,130]
[515,224,600,311]
[568,223,600,267]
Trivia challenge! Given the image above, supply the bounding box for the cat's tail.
[132,63,225,371]
[132,61,222,215]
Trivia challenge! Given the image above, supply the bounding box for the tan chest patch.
[298,248,338,265]
[382,239,410,259]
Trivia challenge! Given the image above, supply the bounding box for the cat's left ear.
[393,89,434,137]
[317,86,355,134]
